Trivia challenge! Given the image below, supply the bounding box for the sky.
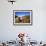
[15,12,31,17]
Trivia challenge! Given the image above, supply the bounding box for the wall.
[0,0,46,42]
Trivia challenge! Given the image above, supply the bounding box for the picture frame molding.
[13,10,33,25]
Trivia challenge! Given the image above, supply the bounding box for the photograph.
[13,10,32,25]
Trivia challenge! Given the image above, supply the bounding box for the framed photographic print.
[13,10,32,25]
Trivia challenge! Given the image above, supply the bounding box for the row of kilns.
[0,33,46,46]
[0,40,46,46]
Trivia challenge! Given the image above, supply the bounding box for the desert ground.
[15,15,30,23]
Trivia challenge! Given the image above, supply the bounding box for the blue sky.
[15,12,31,17]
